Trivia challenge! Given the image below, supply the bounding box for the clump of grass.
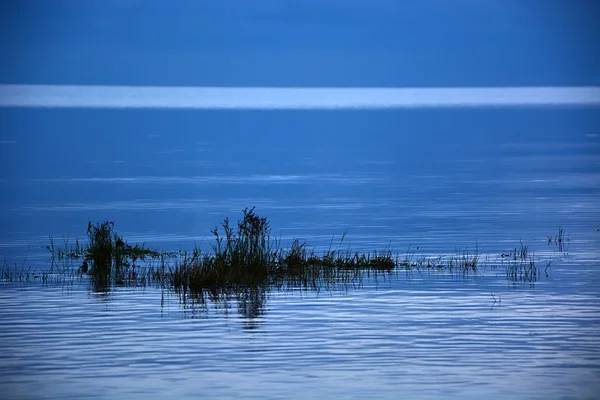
[499,242,540,283]
[505,253,539,283]
[0,256,79,285]
[41,221,173,292]
[210,207,275,271]
[46,236,86,260]
[452,245,481,271]
[47,221,166,273]
[86,221,117,273]
[274,234,396,271]
[33,208,560,293]
[396,245,480,274]
[548,227,569,252]
[166,208,398,294]
[0,261,34,282]
[167,207,275,293]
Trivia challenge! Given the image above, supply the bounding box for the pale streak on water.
[2,85,599,108]
[1,109,600,399]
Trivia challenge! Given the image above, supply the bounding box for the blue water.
[2,108,599,250]
[1,107,599,399]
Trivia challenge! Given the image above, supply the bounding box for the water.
[1,107,600,399]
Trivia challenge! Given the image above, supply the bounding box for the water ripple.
[1,269,599,399]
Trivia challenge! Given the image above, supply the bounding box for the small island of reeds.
[4,207,563,298]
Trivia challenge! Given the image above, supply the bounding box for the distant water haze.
[1,84,599,109]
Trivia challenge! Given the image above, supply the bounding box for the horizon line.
[1,84,599,109]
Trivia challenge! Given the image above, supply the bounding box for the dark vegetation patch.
[2,209,567,295]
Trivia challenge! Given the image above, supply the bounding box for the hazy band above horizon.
[0,84,599,109]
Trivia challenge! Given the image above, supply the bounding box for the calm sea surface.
[1,107,599,399]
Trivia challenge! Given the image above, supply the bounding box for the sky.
[1,0,599,89]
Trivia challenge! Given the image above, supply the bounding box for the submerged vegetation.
[2,208,568,301]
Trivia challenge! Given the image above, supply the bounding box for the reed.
[548,227,569,252]
[499,242,541,283]
[0,210,562,292]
